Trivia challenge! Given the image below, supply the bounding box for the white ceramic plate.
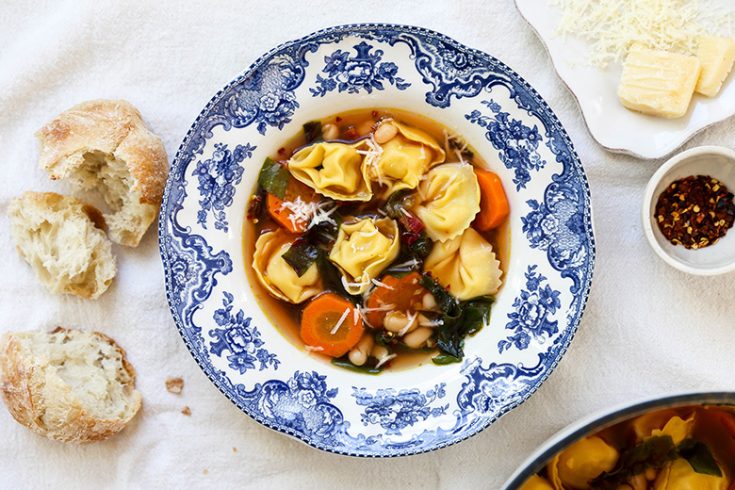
[159,23,595,457]
[515,0,735,160]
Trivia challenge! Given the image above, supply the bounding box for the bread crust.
[0,328,141,443]
[35,99,168,246]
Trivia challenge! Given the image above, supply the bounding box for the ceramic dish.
[643,146,735,275]
[502,392,735,489]
[158,23,595,457]
[514,0,735,160]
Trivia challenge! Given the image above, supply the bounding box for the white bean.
[422,292,437,310]
[403,327,433,349]
[322,123,339,140]
[374,122,398,144]
[383,311,418,334]
[371,344,389,361]
[348,334,374,366]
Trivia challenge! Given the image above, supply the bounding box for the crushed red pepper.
[655,175,735,249]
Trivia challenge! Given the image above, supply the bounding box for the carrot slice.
[364,272,426,328]
[474,168,510,231]
[267,178,317,234]
[300,293,363,357]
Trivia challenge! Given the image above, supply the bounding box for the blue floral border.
[158,23,595,457]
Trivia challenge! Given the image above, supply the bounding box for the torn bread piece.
[8,192,116,299]
[0,327,142,443]
[36,99,168,247]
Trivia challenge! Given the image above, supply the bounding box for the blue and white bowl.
[158,23,595,457]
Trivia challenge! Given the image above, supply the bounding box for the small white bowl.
[642,145,735,275]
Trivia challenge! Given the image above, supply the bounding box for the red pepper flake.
[277,147,287,156]
[371,110,379,119]
[655,175,735,249]
[335,116,343,123]
[342,125,358,140]
[246,191,264,221]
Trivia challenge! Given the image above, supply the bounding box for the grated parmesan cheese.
[371,278,394,290]
[330,308,351,335]
[375,353,397,369]
[551,0,731,67]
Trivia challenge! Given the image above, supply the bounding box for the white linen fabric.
[1,1,733,488]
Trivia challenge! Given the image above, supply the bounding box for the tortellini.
[413,163,480,242]
[328,217,400,295]
[253,230,322,303]
[369,120,445,194]
[653,458,728,490]
[289,141,372,201]
[546,436,619,490]
[424,228,502,301]
[519,475,555,490]
[632,412,695,445]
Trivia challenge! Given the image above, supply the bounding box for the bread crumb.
[232,447,237,453]
[166,377,184,394]
[181,406,191,416]
[203,469,208,475]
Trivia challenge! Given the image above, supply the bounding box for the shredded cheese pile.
[551,0,731,67]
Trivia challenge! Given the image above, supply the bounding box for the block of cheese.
[695,36,735,97]
[618,47,701,119]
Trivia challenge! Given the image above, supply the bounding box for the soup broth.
[244,108,511,373]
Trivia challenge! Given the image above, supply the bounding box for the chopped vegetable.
[474,168,510,231]
[420,274,492,361]
[678,439,722,477]
[257,157,290,199]
[432,354,461,365]
[282,239,319,277]
[363,272,426,327]
[300,294,363,357]
[303,121,323,144]
[315,251,356,299]
[266,178,318,233]
[331,357,383,375]
[385,190,414,219]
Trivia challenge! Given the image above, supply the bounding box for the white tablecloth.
[1,1,734,488]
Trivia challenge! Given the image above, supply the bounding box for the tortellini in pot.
[288,141,372,201]
[653,458,728,490]
[423,227,502,301]
[253,230,322,304]
[519,475,555,490]
[369,120,445,194]
[328,217,400,295]
[413,163,480,242]
[546,436,620,490]
[632,412,695,445]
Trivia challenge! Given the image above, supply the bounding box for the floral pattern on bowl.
[159,23,595,457]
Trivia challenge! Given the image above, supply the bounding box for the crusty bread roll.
[36,99,168,247]
[0,327,142,443]
[8,192,116,300]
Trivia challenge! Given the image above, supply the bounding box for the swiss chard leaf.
[316,251,358,300]
[282,240,319,277]
[331,357,382,375]
[408,233,433,259]
[303,121,323,144]
[461,298,493,336]
[420,274,493,360]
[678,439,722,477]
[432,354,461,365]
[385,190,411,219]
[257,157,289,199]
[420,274,460,319]
[590,435,677,490]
